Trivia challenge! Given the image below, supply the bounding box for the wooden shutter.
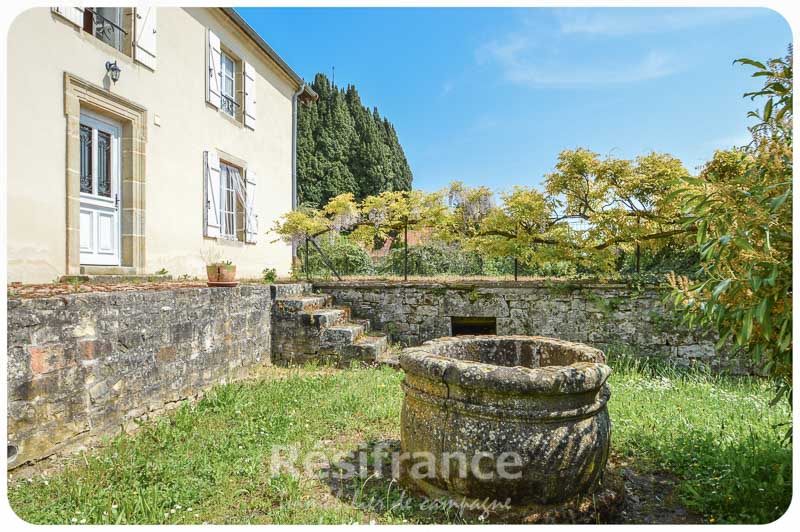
[207,30,222,109]
[52,7,84,27]
[243,61,257,130]
[244,169,258,243]
[204,150,222,238]
[134,7,157,70]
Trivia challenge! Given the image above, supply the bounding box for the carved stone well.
[399,335,612,513]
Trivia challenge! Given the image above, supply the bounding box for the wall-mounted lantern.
[105,60,121,83]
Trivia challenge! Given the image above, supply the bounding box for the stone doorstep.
[315,334,389,367]
[80,266,138,276]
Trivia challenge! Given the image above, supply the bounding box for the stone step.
[347,334,389,362]
[320,323,365,348]
[311,308,348,328]
[274,294,331,313]
[376,348,400,369]
[350,318,371,332]
[270,283,313,300]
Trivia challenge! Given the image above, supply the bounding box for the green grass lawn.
[8,355,792,524]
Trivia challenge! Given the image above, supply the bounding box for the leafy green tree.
[669,48,792,405]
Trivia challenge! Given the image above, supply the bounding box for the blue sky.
[238,7,792,193]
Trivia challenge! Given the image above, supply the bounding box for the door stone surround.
[64,72,147,275]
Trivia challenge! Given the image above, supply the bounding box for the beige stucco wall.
[6,7,297,283]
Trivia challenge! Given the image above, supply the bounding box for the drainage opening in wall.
[451,316,497,336]
[8,444,18,464]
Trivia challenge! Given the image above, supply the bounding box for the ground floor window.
[220,161,245,241]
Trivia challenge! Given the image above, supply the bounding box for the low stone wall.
[7,286,273,468]
[4,279,731,469]
[314,281,722,366]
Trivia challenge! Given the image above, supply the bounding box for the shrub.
[297,235,375,277]
[377,242,481,276]
[262,268,277,284]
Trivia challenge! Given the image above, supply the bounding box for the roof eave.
[300,86,318,103]
[220,7,317,101]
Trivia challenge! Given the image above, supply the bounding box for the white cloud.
[555,8,764,37]
[476,34,531,65]
[475,8,768,89]
[477,35,683,87]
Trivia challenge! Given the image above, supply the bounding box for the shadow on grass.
[615,429,792,524]
[317,439,481,524]
[317,439,623,524]
[317,432,790,525]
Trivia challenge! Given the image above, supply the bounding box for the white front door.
[79,112,121,266]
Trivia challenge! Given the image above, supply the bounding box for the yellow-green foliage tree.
[272,190,447,249]
[273,151,690,277]
[668,49,792,405]
[460,150,690,272]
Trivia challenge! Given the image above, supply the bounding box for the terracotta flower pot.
[207,264,236,283]
[218,264,236,282]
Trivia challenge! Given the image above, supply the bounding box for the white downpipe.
[291,83,305,257]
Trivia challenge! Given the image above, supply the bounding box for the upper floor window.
[220,52,238,118]
[52,7,157,70]
[82,8,131,54]
[207,29,257,129]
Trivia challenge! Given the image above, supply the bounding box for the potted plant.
[201,247,238,286]
[207,260,236,284]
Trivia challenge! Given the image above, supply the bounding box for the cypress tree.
[296,73,414,207]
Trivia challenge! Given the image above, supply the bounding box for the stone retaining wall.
[314,281,722,366]
[5,279,732,469]
[7,286,273,468]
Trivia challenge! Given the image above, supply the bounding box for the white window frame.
[220,51,236,118]
[219,161,243,241]
[92,7,124,51]
[79,112,121,200]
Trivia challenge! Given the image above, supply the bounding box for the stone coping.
[313,279,662,290]
[400,335,611,396]
[6,281,306,300]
